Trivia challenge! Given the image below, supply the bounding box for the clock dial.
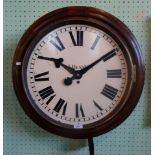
[24,25,128,127]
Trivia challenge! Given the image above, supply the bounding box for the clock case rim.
[12,6,145,139]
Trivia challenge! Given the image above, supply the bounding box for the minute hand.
[79,48,117,75]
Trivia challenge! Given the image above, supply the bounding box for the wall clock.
[12,6,145,155]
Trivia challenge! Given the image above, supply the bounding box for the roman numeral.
[101,84,118,100]
[69,31,83,46]
[46,94,56,105]
[91,36,100,50]
[93,100,103,111]
[50,36,65,51]
[75,104,85,118]
[53,98,67,115]
[102,49,116,62]
[107,69,122,78]
[39,86,55,100]
[34,71,49,81]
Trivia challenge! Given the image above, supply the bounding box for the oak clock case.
[12,7,145,139]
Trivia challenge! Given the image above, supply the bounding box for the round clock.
[12,6,145,139]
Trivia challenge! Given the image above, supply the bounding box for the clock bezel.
[12,6,145,138]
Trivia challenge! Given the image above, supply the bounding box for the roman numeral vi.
[75,104,85,118]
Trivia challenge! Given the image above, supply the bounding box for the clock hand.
[60,63,77,75]
[79,48,117,75]
[38,56,77,75]
[39,49,117,86]
[63,48,117,86]
[38,56,63,68]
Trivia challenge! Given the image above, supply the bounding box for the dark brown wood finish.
[12,6,145,138]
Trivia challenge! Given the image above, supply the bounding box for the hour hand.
[60,63,77,75]
[38,56,76,75]
[38,56,63,68]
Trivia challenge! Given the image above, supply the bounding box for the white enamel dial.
[25,24,128,127]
